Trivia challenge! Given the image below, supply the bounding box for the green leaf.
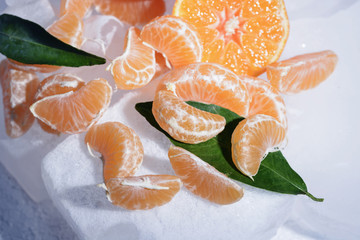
[135,101,323,202]
[0,14,105,67]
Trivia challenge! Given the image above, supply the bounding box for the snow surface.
[1,0,360,239]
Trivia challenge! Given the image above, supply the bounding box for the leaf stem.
[306,192,324,202]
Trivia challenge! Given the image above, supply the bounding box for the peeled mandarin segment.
[47,11,84,48]
[168,146,244,205]
[152,90,226,144]
[8,12,84,73]
[30,78,112,134]
[266,50,338,94]
[85,122,144,182]
[0,60,39,138]
[94,0,165,25]
[173,0,289,76]
[60,0,93,18]
[107,27,156,90]
[156,62,250,117]
[105,175,182,210]
[140,16,202,68]
[231,114,286,179]
[35,73,85,134]
[241,76,287,129]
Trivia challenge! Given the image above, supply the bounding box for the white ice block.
[41,90,296,239]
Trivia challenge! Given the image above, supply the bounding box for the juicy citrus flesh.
[156,62,250,117]
[266,50,338,94]
[30,78,112,134]
[0,60,39,138]
[242,76,287,128]
[107,27,156,90]
[47,11,84,48]
[94,0,166,25]
[153,90,226,144]
[9,11,84,73]
[85,122,144,182]
[60,0,93,18]
[35,73,85,134]
[140,15,202,68]
[105,175,182,210]
[231,114,286,179]
[173,0,289,76]
[168,146,244,204]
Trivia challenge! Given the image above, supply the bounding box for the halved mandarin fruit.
[30,78,112,134]
[152,90,226,144]
[173,0,289,76]
[231,114,286,179]
[107,27,156,90]
[242,76,287,129]
[104,175,182,210]
[9,12,84,73]
[0,60,39,138]
[140,16,202,68]
[94,0,165,25]
[168,146,244,204]
[266,50,338,94]
[60,0,93,18]
[85,122,144,182]
[156,62,249,117]
[35,73,85,134]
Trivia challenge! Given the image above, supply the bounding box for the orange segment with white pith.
[0,60,39,138]
[168,146,243,204]
[94,0,165,25]
[60,0,93,18]
[140,15,202,68]
[242,76,287,129]
[103,175,182,210]
[30,78,112,134]
[9,11,84,73]
[231,114,286,179]
[85,122,144,182]
[153,90,226,144]
[156,62,250,117]
[107,27,156,90]
[35,73,85,134]
[267,50,338,94]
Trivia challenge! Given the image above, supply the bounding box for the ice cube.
[0,107,70,201]
[2,0,55,27]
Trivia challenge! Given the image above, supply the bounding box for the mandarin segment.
[0,60,39,138]
[85,122,144,182]
[9,11,84,73]
[173,0,289,76]
[47,11,84,48]
[30,78,112,134]
[107,27,156,90]
[105,175,182,210]
[94,0,165,25]
[242,76,287,128]
[35,73,85,134]
[156,62,249,117]
[168,146,244,204]
[141,16,202,68]
[231,114,286,179]
[60,0,93,18]
[152,90,226,144]
[266,50,338,94]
